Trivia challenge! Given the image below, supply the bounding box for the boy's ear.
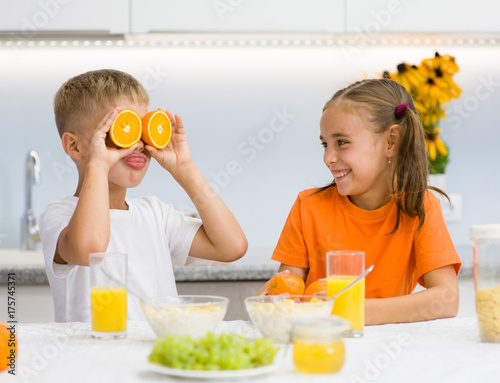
[61,132,83,160]
[386,124,402,157]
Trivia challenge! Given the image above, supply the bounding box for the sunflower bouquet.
[383,52,461,174]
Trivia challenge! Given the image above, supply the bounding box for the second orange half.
[142,110,172,149]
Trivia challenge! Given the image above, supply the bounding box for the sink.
[0,249,44,266]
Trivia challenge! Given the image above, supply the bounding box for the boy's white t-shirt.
[39,195,202,323]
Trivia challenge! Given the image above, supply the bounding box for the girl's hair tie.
[395,102,409,119]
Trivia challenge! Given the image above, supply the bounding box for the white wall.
[1,41,499,263]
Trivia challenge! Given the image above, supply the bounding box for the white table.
[9,317,500,382]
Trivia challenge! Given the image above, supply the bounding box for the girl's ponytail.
[391,103,428,232]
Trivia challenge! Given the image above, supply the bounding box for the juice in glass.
[327,276,365,334]
[326,250,365,337]
[90,286,127,333]
[89,252,128,339]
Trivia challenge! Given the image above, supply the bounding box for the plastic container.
[292,316,347,374]
[471,224,500,342]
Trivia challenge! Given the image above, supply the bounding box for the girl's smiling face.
[320,104,394,211]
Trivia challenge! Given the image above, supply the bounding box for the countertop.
[0,250,279,284]
[0,249,472,285]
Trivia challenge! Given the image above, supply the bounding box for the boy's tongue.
[123,154,147,169]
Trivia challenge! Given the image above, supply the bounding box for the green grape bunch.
[149,332,280,370]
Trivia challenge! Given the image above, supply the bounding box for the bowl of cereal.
[245,295,334,343]
[141,295,229,338]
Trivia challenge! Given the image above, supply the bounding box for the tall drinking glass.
[326,251,365,338]
[90,252,128,339]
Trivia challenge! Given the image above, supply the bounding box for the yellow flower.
[418,74,451,109]
[420,52,461,101]
[425,128,448,160]
[422,52,459,76]
[387,63,426,93]
[379,53,460,173]
[414,100,426,116]
[417,103,445,128]
[441,76,462,99]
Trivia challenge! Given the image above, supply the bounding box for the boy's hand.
[88,108,140,169]
[144,110,193,177]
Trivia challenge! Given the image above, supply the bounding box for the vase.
[428,173,447,191]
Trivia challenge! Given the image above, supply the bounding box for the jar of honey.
[292,316,347,374]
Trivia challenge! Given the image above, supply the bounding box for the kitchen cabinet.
[0,0,129,35]
[130,0,344,33]
[346,0,498,33]
[0,0,496,37]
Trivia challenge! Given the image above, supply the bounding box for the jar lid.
[470,225,500,240]
[292,315,349,339]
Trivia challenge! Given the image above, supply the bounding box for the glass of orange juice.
[326,251,365,338]
[89,253,128,339]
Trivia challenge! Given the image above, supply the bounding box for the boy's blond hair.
[54,69,150,137]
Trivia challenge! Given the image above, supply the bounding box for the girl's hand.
[88,108,141,169]
[145,110,193,176]
[256,270,290,296]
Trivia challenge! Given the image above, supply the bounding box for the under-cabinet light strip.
[1,35,499,48]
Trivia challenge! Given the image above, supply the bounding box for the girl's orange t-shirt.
[271,186,462,298]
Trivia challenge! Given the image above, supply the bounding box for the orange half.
[109,109,142,148]
[142,110,172,149]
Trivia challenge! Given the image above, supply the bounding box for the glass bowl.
[141,295,229,338]
[244,295,334,343]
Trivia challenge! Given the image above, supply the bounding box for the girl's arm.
[256,264,308,295]
[365,265,459,325]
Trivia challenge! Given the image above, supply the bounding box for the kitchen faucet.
[21,150,41,250]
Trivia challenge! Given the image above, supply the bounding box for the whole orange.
[304,279,327,296]
[0,323,16,371]
[268,274,305,295]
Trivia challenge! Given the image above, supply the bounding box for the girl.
[259,79,461,325]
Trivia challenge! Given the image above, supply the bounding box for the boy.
[40,69,247,322]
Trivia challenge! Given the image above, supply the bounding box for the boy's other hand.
[145,110,193,177]
[89,108,141,169]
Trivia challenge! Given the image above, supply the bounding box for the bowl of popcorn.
[141,295,229,338]
[244,295,334,343]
